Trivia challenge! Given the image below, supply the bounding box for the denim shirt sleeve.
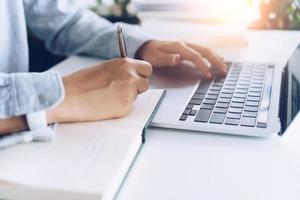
[23,0,154,59]
[0,71,64,148]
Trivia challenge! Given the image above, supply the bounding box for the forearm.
[0,116,28,135]
[24,0,153,59]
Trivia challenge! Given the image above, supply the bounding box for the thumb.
[154,52,181,68]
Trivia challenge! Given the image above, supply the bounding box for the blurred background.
[29,0,300,72]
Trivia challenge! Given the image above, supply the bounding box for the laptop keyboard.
[179,62,273,128]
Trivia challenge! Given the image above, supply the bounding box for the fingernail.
[173,55,180,64]
[207,72,213,79]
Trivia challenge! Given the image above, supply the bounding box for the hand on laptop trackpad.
[150,61,204,89]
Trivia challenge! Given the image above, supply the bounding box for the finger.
[152,52,181,67]
[133,60,153,78]
[161,42,212,78]
[186,43,227,75]
[137,77,149,94]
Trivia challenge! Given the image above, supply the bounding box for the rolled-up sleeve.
[24,0,154,59]
[0,71,64,117]
[0,71,64,148]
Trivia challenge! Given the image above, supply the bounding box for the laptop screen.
[280,45,300,134]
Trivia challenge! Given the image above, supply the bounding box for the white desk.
[54,19,300,200]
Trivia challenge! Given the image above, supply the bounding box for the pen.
[117,25,128,58]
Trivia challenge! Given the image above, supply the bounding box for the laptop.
[150,45,300,137]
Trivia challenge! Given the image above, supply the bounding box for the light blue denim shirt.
[0,0,152,148]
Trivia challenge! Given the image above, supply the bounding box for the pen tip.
[117,25,122,33]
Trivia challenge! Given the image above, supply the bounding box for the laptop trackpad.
[150,62,202,123]
[149,61,203,89]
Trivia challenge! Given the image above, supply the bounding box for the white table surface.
[54,19,300,200]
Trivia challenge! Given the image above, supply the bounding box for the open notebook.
[0,88,165,200]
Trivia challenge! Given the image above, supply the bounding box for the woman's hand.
[46,58,152,123]
[136,40,227,79]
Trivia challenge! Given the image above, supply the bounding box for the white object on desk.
[26,110,47,131]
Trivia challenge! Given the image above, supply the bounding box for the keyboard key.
[240,79,251,83]
[230,103,244,108]
[244,106,258,112]
[210,86,222,91]
[232,98,245,103]
[238,81,250,86]
[190,99,202,105]
[240,75,251,80]
[186,104,194,109]
[207,90,220,95]
[236,85,249,90]
[203,99,217,105]
[223,85,235,90]
[231,71,240,75]
[216,103,229,108]
[201,104,214,110]
[227,78,238,82]
[183,109,190,115]
[210,113,226,124]
[252,77,264,81]
[252,80,264,84]
[247,96,260,102]
[249,88,262,93]
[189,110,197,116]
[220,93,232,99]
[212,82,223,87]
[225,82,236,86]
[214,78,225,83]
[222,89,234,94]
[225,118,240,126]
[213,108,228,114]
[241,117,256,127]
[243,111,257,118]
[257,122,267,128]
[253,74,265,79]
[235,89,248,94]
[227,75,239,79]
[229,107,243,113]
[218,98,231,103]
[246,101,259,107]
[194,109,212,122]
[254,71,265,76]
[227,113,241,119]
[196,81,211,94]
[233,93,247,98]
[248,92,261,97]
[251,83,263,88]
[206,94,219,100]
[192,93,205,100]
[179,114,188,121]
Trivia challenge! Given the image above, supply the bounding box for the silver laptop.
[150,45,300,137]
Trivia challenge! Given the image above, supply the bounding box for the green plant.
[258,0,300,29]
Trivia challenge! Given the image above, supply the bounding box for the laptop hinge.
[278,67,288,136]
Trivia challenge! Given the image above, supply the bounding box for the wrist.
[46,109,57,124]
[135,41,152,60]
[46,76,71,124]
[0,116,28,135]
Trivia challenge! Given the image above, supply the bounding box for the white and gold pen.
[117,25,128,58]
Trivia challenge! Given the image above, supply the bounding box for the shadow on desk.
[150,62,203,88]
